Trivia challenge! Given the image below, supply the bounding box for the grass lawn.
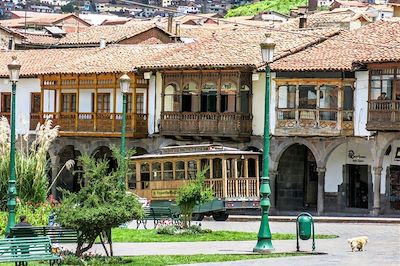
[0,253,317,266]
[123,253,314,266]
[111,228,337,242]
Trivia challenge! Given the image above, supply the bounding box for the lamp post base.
[253,238,274,253]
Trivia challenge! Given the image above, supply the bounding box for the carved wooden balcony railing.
[160,112,252,139]
[29,112,148,137]
[276,108,354,136]
[367,100,400,131]
[205,177,258,198]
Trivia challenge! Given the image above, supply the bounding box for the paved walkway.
[61,221,400,265]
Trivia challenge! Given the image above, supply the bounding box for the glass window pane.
[200,159,210,178]
[278,85,296,108]
[188,160,197,179]
[128,163,136,189]
[175,161,185,180]
[298,85,316,109]
[212,158,222,179]
[152,162,161,180]
[343,86,354,110]
[319,85,338,109]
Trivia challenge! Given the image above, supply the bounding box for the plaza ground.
[61,219,400,265]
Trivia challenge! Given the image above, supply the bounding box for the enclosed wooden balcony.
[160,112,252,140]
[367,100,400,131]
[30,112,148,137]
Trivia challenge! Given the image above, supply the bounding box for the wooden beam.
[112,73,117,132]
[75,74,80,131]
[132,73,137,133]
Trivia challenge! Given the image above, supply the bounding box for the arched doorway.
[132,146,148,156]
[277,144,318,211]
[92,146,117,173]
[57,145,82,198]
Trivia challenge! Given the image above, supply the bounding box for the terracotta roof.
[270,20,400,71]
[0,25,344,77]
[57,22,172,45]
[0,14,91,28]
[22,33,59,45]
[0,25,25,38]
[332,0,368,8]
[100,18,132,26]
[281,9,371,30]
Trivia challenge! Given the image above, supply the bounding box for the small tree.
[176,169,214,228]
[55,147,143,257]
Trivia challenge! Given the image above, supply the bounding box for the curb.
[216,216,400,224]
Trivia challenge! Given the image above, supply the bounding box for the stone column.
[50,155,60,197]
[372,166,383,216]
[268,170,278,211]
[317,167,326,215]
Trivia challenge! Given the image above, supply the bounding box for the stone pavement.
[61,221,400,265]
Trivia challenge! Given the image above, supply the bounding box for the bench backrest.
[10,227,78,243]
[0,236,52,261]
[151,207,172,218]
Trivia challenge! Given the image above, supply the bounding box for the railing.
[276,108,353,134]
[367,100,400,130]
[160,112,252,138]
[205,178,258,198]
[30,112,148,136]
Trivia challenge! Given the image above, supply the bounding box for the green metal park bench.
[0,236,61,266]
[10,226,79,243]
[136,207,181,229]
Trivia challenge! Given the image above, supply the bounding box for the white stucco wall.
[252,72,274,136]
[154,71,163,134]
[325,140,374,192]
[148,74,156,135]
[354,71,370,137]
[0,78,41,134]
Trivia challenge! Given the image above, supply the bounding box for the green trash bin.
[296,212,315,251]
[298,215,312,240]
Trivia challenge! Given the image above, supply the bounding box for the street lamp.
[6,56,21,235]
[119,73,131,190]
[253,34,275,253]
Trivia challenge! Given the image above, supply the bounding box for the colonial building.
[269,20,400,216]
[0,20,399,217]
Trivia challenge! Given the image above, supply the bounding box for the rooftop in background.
[280,8,372,30]
[57,21,174,46]
[0,12,91,33]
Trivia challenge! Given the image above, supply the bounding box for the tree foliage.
[176,169,214,228]
[61,3,75,13]
[225,0,307,17]
[55,147,143,257]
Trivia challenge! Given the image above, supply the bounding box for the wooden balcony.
[275,109,354,136]
[160,112,252,140]
[367,100,400,131]
[30,112,148,137]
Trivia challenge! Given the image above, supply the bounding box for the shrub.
[156,224,177,235]
[176,169,214,228]
[156,223,212,236]
[55,147,143,257]
[0,201,53,235]
[0,119,59,208]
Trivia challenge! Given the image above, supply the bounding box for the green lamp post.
[119,73,131,190]
[253,34,275,253]
[6,56,21,235]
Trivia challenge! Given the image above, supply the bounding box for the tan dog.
[348,236,368,252]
